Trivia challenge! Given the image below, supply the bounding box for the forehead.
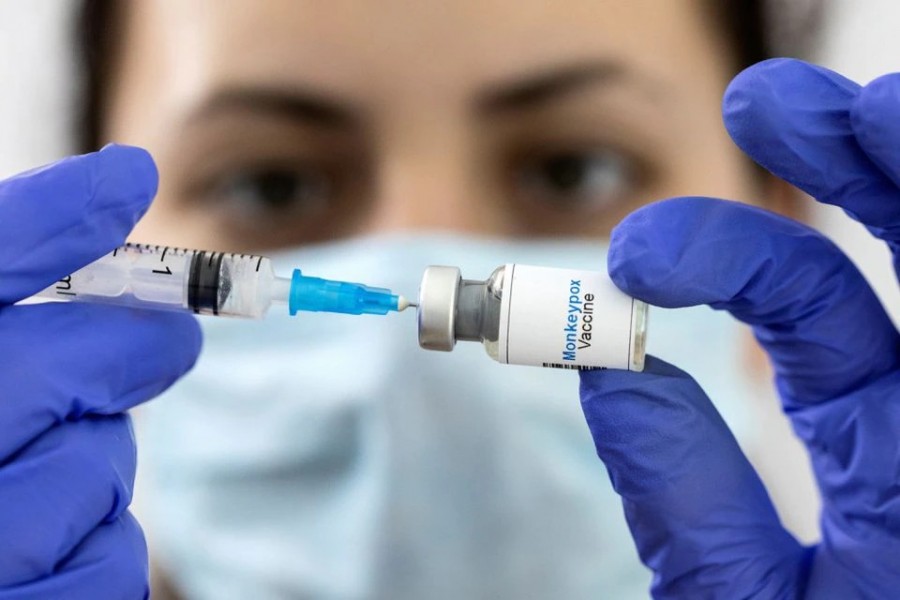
[125,0,724,104]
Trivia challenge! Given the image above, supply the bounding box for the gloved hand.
[580,59,900,599]
[0,146,201,599]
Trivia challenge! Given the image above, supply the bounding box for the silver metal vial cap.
[417,266,461,351]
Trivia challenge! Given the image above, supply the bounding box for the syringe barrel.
[33,244,276,318]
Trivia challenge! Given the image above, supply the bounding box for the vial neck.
[455,279,501,343]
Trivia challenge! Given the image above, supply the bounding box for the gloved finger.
[0,415,136,586]
[852,73,900,200]
[0,144,157,305]
[580,357,808,598]
[791,371,900,598]
[608,197,900,406]
[0,302,201,462]
[722,59,900,254]
[0,512,149,600]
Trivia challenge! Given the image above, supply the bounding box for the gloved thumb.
[580,357,810,598]
[0,144,158,305]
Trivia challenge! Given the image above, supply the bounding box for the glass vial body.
[417,264,647,371]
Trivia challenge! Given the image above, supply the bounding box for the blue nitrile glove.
[580,59,900,599]
[0,146,201,599]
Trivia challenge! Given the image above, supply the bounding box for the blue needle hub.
[288,269,406,316]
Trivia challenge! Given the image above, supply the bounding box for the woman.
[74,2,806,598]
[6,0,899,598]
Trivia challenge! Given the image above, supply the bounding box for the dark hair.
[73,0,819,153]
[76,0,119,153]
[704,1,769,74]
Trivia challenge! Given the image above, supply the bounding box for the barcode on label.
[541,362,604,371]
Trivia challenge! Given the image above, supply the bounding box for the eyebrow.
[186,87,358,129]
[186,61,655,128]
[478,61,655,113]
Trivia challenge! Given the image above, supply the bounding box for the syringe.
[31,243,415,318]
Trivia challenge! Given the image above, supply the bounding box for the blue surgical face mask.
[138,233,757,600]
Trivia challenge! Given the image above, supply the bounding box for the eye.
[212,166,332,219]
[515,149,635,212]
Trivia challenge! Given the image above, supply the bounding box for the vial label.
[497,264,637,370]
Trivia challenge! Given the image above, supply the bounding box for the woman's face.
[105,0,761,252]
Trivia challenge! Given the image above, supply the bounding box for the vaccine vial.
[417,264,647,371]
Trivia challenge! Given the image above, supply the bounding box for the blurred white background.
[1,0,898,321]
[0,1,74,175]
